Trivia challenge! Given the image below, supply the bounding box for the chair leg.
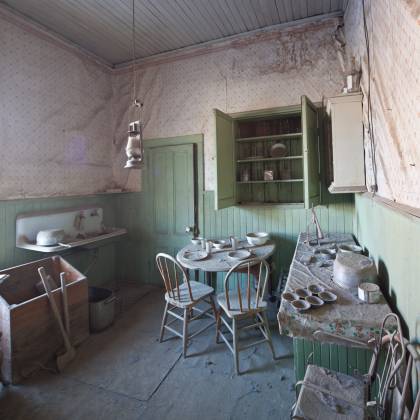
[208,294,218,320]
[159,301,169,343]
[215,310,221,344]
[232,318,240,375]
[262,311,276,360]
[209,295,220,343]
[182,307,189,358]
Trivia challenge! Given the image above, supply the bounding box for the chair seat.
[294,364,365,419]
[165,281,213,308]
[217,291,267,318]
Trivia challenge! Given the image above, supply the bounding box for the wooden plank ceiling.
[2,0,348,66]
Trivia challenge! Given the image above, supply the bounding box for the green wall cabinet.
[214,96,320,210]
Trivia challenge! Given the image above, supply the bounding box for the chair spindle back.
[156,253,193,302]
[224,258,269,312]
[367,313,406,417]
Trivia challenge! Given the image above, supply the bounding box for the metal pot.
[333,252,377,290]
[88,287,116,332]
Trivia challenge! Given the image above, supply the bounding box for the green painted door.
[146,143,196,279]
[214,109,236,210]
[302,96,320,208]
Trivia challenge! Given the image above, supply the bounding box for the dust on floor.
[0,285,296,420]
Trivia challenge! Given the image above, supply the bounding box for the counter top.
[277,233,391,343]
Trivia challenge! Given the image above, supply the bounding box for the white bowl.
[318,291,337,303]
[295,288,311,299]
[212,240,227,249]
[191,237,202,245]
[291,299,311,312]
[308,284,325,295]
[246,232,269,246]
[282,291,299,302]
[305,295,324,308]
[36,229,65,246]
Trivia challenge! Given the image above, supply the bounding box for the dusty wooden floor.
[0,284,295,420]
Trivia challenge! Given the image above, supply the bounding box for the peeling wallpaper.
[0,17,115,199]
[1,15,346,198]
[344,0,420,208]
[111,18,346,191]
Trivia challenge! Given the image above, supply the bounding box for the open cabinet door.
[214,109,235,210]
[302,96,320,208]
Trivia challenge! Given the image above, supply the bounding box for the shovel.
[60,272,70,335]
[38,267,76,372]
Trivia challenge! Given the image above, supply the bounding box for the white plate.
[270,142,287,157]
[227,250,251,261]
[183,250,208,261]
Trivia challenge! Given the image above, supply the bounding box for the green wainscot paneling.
[0,194,119,287]
[354,194,420,340]
[113,189,354,288]
[293,337,372,383]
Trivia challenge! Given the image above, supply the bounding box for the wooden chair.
[292,313,407,419]
[216,258,276,374]
[156,253,217,358]
[398,341,420,420]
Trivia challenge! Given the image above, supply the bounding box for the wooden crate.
[0,256,89,384]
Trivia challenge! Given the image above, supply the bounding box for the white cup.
[206,241,212,254]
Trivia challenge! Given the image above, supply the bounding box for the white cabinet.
[326,93,367,193]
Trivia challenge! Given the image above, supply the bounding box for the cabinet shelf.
[236,133,302,143]
[237,155,303,163]
[237,179,303,184]
[238,202,304,208]
[213,97,319,210]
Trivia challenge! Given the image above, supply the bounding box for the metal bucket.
[88,287,116,332]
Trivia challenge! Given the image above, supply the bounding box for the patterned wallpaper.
[0,14,345,198]
[0,17,115,199]
[344,0,420,208]
[111,17,346,191]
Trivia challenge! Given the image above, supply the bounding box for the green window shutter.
[302,96,320,208]
[214,109,235,210]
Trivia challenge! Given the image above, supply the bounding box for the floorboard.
[0,284,295,420]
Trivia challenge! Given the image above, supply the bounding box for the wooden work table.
[278,233,392,382]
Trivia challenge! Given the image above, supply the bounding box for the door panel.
[214,109,235,210]
[152,150,171,234]
[146,143,196,283]
[302,96,320,208]
[173,148,194,236]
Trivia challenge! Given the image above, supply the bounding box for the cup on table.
[206,241,213,254]
[201,238,206,250]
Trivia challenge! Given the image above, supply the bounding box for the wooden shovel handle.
[38,267,72,352]
[60,272,70,335]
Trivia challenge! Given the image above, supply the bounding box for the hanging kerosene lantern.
[124,0,144,170]
[124,100,144,169]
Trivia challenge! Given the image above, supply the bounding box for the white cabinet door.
[327,93,367,193]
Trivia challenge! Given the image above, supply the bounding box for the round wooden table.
[176,240,276,285]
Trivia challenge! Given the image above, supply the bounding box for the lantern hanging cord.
[131,0,143,121]
[131,0,136,106]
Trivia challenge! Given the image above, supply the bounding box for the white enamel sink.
[16,207,127,253]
